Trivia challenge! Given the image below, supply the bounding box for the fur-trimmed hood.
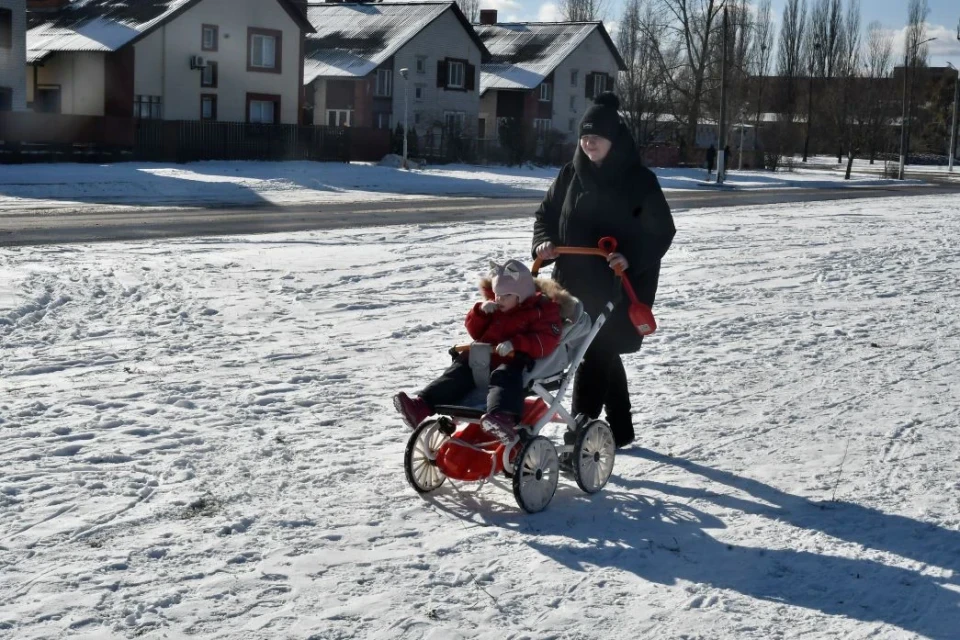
[479,276,579,322]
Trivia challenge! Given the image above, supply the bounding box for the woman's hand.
[480,300,499,314]
[536,241,559,260]
[607,252,629,272]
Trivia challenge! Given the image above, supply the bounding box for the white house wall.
[28,51,105,115]
[0,0,26,110]
[547,30,620,141]
[391,9,482,136]
[134,0,302,123]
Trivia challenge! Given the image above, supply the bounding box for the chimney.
[479,9,497,25]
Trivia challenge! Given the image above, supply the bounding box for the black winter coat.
[531,126,676,354]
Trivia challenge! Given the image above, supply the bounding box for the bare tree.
[838,0,861,177]
[903,0,930,160]
[773,0,808,166]
[748,0,774,166]
[619,0,676,152]
[560,0,606,21]
[648,0,728,161]
[860,22,894,163]
[455,0,479,23]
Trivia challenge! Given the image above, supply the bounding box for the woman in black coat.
[532,92,676,448]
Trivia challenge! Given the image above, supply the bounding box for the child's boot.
[480,411,518,445]
[393,392,432,429]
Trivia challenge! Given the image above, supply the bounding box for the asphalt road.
[3,182,960,247]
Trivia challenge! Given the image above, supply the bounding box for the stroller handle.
[531,236,658,337]
[531,236,623,278]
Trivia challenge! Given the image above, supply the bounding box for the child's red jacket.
[464,291,564,363]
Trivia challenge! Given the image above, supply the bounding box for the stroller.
[403,238,657,513]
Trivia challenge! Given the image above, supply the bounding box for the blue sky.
[489,0,960,67]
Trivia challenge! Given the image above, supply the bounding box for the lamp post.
[803,41,820,163]
[899,36,937,180]
[950,21,960,172]
[399,67,409,169]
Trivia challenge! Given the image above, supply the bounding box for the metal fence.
[0,112,391,164]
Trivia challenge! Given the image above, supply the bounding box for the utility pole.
[717,7,728,184]
[400,68,409,169]
[951,21,960,172]
[899,36,937,180]
[803,41,821,163]
[898,52,909,179]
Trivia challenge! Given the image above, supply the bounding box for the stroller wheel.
[512,436,559,513]
[404,420,450,494]
[572,420,616,494]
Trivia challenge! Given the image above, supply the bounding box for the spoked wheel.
[404,420,451,494]
[572,419,616,494]
[512,435,560,513]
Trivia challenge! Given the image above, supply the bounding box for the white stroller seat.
[522,297,589,386]
[447,296,590,412]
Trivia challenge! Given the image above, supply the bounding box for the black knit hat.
[579,92,621,140]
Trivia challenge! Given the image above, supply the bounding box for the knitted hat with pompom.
[579,92,621,141]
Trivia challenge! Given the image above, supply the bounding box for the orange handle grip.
[532,236,621,277]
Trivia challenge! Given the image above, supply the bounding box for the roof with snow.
[475,22,625,93]
[26,0,313,64]
[303,2,489,83]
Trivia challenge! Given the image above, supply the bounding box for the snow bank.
[0,160,928,216]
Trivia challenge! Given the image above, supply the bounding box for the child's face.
[496,293,519,312]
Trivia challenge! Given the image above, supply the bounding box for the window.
[570,69,578,87]
[248,28,282,73]
[0,9,11,50]
[414,84,424,101]
[569,95,576,112]
[202,24,218,52]
[447,61,464,89]
[414,111,421,125]
[416,56,426,74]
[326,109,352,127]
[247,93,280,123]
[201,61,218,88]
[593,73,606,97]
[135,95,162,119]
[568,118,576,132]
[375,68,392,97]
[201,94,217,120]
[534,118,551,139]
[0,87,12,112]
[444,110,465,134]
[539,82,552,102]
[375,112,391,130]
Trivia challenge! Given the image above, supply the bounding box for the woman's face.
[580,135,612,163]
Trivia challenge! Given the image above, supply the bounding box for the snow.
[0,160,929,216]
[2,193,959,638]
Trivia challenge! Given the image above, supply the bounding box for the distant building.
[0,0,27,110]
[474,11,625,144]
[26,0,314,123]
[302,1,489,140]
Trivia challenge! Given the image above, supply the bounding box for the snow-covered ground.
[2,194,959,639]
[0,160,928,216]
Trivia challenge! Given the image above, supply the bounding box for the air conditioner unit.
[190,55,207,70]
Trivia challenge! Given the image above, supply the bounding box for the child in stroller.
[393,259,569,443]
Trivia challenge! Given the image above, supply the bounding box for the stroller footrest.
[433,404,485,420]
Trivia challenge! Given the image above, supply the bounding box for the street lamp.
[899,36,937,180]
[803,40,820,163]
[950,21,960,172]
[947,61,959,172]
[399,67,409,169]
